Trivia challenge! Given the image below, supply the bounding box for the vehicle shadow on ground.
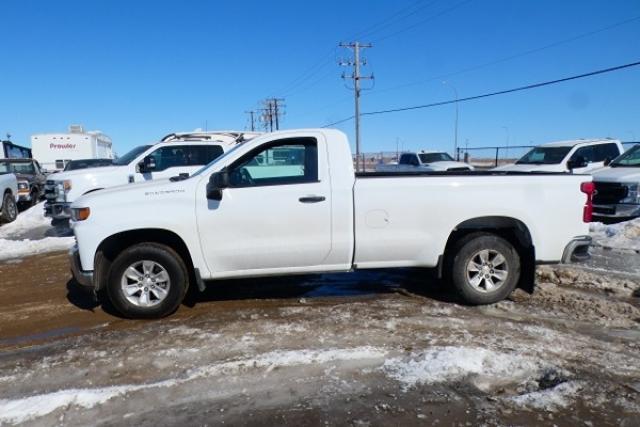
[182,268,458,307]
[66,269,458,317]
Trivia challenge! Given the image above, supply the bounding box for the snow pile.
[509,381,582,411]
[0,202,74,261]
[590,218,640,251]
[382,346,543,390]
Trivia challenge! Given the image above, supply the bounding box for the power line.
[322,60,640,127]
[371,0,475,43]
[367,14,640,97]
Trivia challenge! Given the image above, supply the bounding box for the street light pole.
[442,81,459,159]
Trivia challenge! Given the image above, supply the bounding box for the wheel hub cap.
[466,249,509,293]
[120,260,171,307]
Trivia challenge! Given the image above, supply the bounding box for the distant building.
[31,125,114,171]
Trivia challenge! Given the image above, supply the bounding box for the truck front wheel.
[0,193,18,223]
[449,233,520,305]
[106,243,189,318]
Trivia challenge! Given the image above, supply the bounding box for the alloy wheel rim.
[465,249,508,293]
[120,260,171,307]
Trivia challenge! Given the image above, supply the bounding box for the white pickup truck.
[591,143,640,222]
[69,129,594,318]
[0,171,18,224]
[44,131,260,220]
[495,139,624,173]
[376,151,474,172]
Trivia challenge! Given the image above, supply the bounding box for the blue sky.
[1,0,639,156]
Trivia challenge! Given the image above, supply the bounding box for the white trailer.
[31,125,114,172]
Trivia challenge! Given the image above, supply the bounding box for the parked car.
[69,129,592,319]
[494,139,624,173]
[63,158,113,171]
[45,131,260,220]
[0,171,18,223]
[376,151,474,172]
[0,158,47,208]
[591,144,640,223]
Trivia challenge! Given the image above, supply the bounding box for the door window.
[593,143,620,162]
[399,154,419,166]
[227,138,318,187]
[570,146,594,163]
[147,145,224,172]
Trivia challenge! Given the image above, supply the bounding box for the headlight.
[17,182,29,191]
[621,183,640,204]
[71,207,91,221]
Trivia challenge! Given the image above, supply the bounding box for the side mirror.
[603,157,612,166]
[567,155,588,172]
[206,170,229,200]
[137,156,157,173]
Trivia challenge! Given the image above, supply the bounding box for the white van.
[494,139,624,174]
[31,125,114,172]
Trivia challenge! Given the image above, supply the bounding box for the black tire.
[0,193,18,223]
[106,243,189,319]
[449,232,520,305]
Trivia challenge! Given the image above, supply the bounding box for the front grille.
[44,180,59,201]
[446,167,471,172]
[593,182,628,204]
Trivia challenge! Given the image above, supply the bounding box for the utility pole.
[245,110,257,132]
[442,81,459,160]
[339,41,373,172]
[259,98,285,132]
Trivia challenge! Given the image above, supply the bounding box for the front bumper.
[45,202,72,219]
[561,236,592,263]
[592,203,640,220]
[17,192,32,202]
[69,244,94,287]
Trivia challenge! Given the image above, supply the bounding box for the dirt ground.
[0,251,639,426]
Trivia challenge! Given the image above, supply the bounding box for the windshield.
[515,147,572,165]
[191,143,244,178]
[0,161,35,175]
[610,145,640,167]
[113,145,152,166]
[418,152,454,163]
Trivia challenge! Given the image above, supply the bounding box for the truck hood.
[49,165,126,182]
[493,163,565,172]
[72,176,197,208]
[592,166,640,183]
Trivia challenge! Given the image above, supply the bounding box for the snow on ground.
[590,218,640,251]
[0,202,74,261]
[0,346,387,424]
[382,346,548,391]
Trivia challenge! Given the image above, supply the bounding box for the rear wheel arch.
[94,228,196,291]
[440,216,536,293]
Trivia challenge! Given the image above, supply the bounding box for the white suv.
[495,139,623,173]
[45,131,260,220]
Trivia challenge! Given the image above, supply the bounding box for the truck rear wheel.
[106,243,189,318]
[449,233,520,305]
[0,193,18,223]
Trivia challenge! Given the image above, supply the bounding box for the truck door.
[136,145,224,181]
[195,136,333,276]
